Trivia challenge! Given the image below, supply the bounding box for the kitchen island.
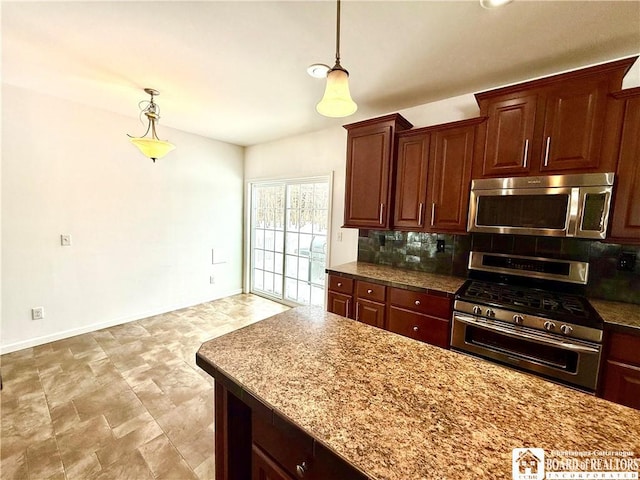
[196,306,640,480]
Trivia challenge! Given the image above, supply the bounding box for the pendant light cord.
[335,0,341,67]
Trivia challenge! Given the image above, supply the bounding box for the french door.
[250,177,330,306]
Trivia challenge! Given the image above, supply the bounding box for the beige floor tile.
[0,293,289,480]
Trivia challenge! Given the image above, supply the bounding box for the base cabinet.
[599,331,640,411]
[213,378,367,480]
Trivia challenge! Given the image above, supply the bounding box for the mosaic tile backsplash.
[357,231,640,305]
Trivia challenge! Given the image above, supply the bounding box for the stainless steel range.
[451,251,603,392]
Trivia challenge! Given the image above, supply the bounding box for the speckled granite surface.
[590,298,640,334]
[197,306,640,480]
[327,261,466,295]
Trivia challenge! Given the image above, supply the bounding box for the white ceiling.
[2,1,639,146]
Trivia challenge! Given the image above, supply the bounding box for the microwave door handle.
[567,187,581,236]
[454,314,600,354]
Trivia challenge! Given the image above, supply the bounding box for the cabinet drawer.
[328,275,354,295]
[387,306,450,348]
[389,287,452,319]
[607,332,640,366]
[356,280,386,302]
[252,411,313,478]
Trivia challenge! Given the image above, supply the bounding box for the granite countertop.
[326,261,466,295]
[197,306,640,480]
[590,298,640,334]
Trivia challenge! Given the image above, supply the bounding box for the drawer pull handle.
[337,282,342,287]
[413,326,419,332]
[414,300,421,306]
[296,461,308,477]
[367,289,373,294]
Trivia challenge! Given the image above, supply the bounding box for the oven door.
[451,313,601,391]
[468,186,575,237]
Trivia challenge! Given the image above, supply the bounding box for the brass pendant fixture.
[316,0,357,118]
[128,88,175,162]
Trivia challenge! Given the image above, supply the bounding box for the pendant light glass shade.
[130,137,175,161]
[316,67,357,117]
[128,88,175,162]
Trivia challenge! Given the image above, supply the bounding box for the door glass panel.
[251,178,329,306]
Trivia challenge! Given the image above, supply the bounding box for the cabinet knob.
[413,326,419,332]
[367,289,373,294]
[296,461,308,477]
[414,300,421,306]
[337,282,342,287]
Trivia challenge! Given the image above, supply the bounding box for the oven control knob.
[486,309,495,318]
[560,324,573,335]
[513,314,524,325]
[544,321,556,331]
[472,305,483,315]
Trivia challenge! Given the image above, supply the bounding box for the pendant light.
[316,0,357,118]
[128,88,175,162]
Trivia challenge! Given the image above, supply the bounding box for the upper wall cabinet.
[393,117,485,233]
[473,57,637,178]
[609,87,640,244]
[343,114,412,229]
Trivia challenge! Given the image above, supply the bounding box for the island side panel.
[215,378,252,480]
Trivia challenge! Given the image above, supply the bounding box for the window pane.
[285,277,297,301]
[311,285,325,307]
[264,251,275,273]
[254,249,264,270]
[285,255,298,278]
[253,269,264,290]
[286,232,298,253]
[264,230,275,251]
[275,231,284,253]
[298,256,309,282]
[264,272,274,293]
[274,274,283,296]
[297,281,311,304]
[274,253,283,274]
[254,229,265,249]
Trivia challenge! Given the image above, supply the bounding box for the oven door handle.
[454,314,600,354]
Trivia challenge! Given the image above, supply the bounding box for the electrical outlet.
[210,275,216,284]
[337,231,343,242]
[61,234,72,246]
[617,252,636,272]
[32,307,44,320]
[437,239,446,253]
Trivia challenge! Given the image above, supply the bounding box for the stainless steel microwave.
[467,172,615,239]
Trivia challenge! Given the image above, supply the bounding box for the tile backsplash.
[357,230,640,305]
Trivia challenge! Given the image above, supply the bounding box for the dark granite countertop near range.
[197,306,640,480]
[326,261,466,296]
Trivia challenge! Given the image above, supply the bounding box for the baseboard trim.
[0,289,243,355]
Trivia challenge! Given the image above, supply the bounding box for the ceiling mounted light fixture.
[128,88,175,162]
[316,0,357,118]
[480,0,514,8]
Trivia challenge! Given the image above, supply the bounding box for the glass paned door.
[251,178,329,306]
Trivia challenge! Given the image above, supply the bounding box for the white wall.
[1,85,244,353]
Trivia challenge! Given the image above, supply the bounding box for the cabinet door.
[427,124,476,233]
[601,361,640,410]
[327,291,353,319]
[610,93,640,242]
[482,94,538,176]
[355,299,385,328]
[387,306,450,348]
[540,76,609,173]
[343,123,393,229]
[393,133,430,230]
[252,444,296,480]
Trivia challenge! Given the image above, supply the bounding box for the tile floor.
[0,294,289,480]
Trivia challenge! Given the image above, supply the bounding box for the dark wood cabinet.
[326,275,354,319]
[393,117,483,233]
[474,57,635,178]
[386,287,452,349]
[428,121,478,232]
[355,280,386,328]
[326,274,453,349]
[343,114,412,229]
[600,331,640,411]
[393,133,430,230]
[609,88,640,243]
[252,444,295,480]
